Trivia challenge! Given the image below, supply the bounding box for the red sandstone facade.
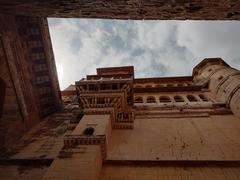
[0,15,62,153]
[54,59,240,179]
[1,1,240,179]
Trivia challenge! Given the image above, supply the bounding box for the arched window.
[159,96,171,103]
[0,78,6,118]
[134,97,143,103]
[147,96,156,103]
[156,84,164,88]
[177,84,184,87]
[166,84,174,87]
[145,85,152,88]
[187,95,198,102]
[83,127,94,136]
[199,94,208,102]
[174,95,184,102]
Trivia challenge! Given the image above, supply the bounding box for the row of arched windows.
[135,83,192,88]
[134,94,209,104]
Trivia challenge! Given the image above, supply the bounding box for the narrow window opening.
[89,84,98,91]
[147,96,156,103]
[174,95,184,102]
[218,76,223,81]
[134,97,143,103]
[187,95,198,102]
[159,96,171,103]
[177,84,184,87]
[83,127,95,136]
[145,85,152,88]
[166,84,174,87]
[100,84,107,90]
[156,84,164,88]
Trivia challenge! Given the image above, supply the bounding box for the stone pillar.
[193,58,240,117]
[43,114,112,180]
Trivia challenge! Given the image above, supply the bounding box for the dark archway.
[0,78,6,118]
[134,97,143,103]
[187,95,198,102]
[147,96,156,103]
[159,96,171,103]
[174,95,184,102]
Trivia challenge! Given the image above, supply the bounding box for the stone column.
[193,58,240,117]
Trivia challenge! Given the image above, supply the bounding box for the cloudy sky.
[48,18,240,90]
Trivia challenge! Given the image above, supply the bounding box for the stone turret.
[193,58,240,117]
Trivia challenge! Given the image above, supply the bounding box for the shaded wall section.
[0,15,61,153]
[100,164,240,180]
[108,115,240,160]
[0,1,240,19]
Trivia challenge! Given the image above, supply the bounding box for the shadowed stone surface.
[0,1,240,20]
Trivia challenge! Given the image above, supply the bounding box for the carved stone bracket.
[64,134,107,159]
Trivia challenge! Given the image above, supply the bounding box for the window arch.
[174,95,184,102]
[199,94,208,102]
[177,83,184,87]
[147,96,156,103]
[159,96,171,103]
[156,84,164,88]
[166,84,174,87]
[0,78,6,118]
[135,85,142,88]
[187,95,198,102]
[145,85,152,88]
[134,97,143,103]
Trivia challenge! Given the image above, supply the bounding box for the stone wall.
[0,15,62,153]
[107,114,240,161]
[0,1,240,20]
[0,33,25,154]
[100,164,240,180]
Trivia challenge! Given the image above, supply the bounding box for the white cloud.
[177,21,240,68]
[48,18,240,90]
